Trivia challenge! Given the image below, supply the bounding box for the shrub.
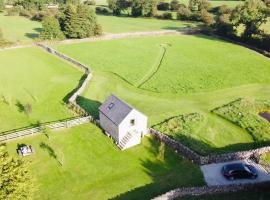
[170,0,180,11]
[84,0,96,5]
[162,11,172,19]
[157,1,170,11]
[200,9,214,26]
[177,6,192,20]
[40,16,65,40]
[95,6,110,14]
[0,0,4,11]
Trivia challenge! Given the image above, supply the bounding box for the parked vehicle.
[222,163,258,180]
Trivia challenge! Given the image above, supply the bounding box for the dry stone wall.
[152,181,270,200]
[149,128,270,165]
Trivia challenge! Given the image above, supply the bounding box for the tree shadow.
[110,137,204,200]
[15,100,25,113]
[24,33,39,39]
[40,142,57,160]
[76,96,101,119]
[33,27,43,33]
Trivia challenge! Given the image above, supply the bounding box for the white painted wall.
[118,109,148,142]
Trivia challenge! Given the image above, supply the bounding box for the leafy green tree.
[177,4,192,20]
[60,4,102,38]
[143,0,157,16]
[188,0,210,11]
[201,9,214,26]
[131,0,144,17]
[0,143,33,200]
[40,16,64,40]
[230,0,270,38]
[170,0,180,11]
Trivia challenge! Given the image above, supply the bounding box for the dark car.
[222,163,258,180]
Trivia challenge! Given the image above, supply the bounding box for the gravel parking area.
[201,160,270,186]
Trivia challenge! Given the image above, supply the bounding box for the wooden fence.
[0,116,93,142]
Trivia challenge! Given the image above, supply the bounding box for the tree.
[143,0,157,17]
[177,5,192,20]
[0,0,5,11]
[188,0,211,11]
[60,4,102,38]
[0,144,33,200]
[230,0,270,38]
[170,0,180,11]
[40,16,64,40]
[131,0,144,17]
[200,9,214,26]
[215,9,234,36]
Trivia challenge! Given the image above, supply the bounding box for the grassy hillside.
[0,14,42,43]
[6,124,204,200]
[97,15,195,33]
[0,47,82,132]
[54,35,270,154]
[55,35,270,94]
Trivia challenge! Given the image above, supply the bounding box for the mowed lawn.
[97,15,195,33]
[54,35,270,154]
[0,14,42,43]
[0,47,82,133]
[55,35,270,94]
[6,124,204,200]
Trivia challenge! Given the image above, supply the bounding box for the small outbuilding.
[99,95,148,150]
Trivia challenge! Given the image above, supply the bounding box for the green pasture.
[0,13,42,43]
[97,15,195,33]
[54,35,270,154]
[0,47,82,133]
[6,124,204,200]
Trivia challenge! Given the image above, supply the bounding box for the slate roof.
[99,95,134,125]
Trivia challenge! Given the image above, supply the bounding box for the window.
[130,119,135,126]
[108,103,114,110]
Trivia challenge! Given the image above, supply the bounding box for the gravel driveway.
[201,160,270,186]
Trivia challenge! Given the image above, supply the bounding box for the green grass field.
[6,124,204,200]
[0,13,42,43]
[54,35,270,154]
[0,47,82,133]
[97,15,195,33]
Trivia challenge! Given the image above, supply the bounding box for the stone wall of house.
[149,128,270,165]
[152,181,270,200]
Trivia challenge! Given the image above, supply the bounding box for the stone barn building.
[99,95,148,150]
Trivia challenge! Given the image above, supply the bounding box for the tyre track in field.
[136,43,170,88]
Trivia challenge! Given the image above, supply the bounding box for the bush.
[157,2,170,11]
[95,6,110,14]
[84,0,96,5]
[40,16,65,40]
[177,6,192,20]
[170,0,180,11]
[162,12,172,19]
[200,9,214,26]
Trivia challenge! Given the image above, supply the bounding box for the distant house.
[99,95,148,150]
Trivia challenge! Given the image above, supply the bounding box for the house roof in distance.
[99,95,134,125]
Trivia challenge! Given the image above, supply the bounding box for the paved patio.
[201,160,270,186]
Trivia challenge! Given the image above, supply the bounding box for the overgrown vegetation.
[212,98,270,141]
[153,113,209,154]
[0,143,33,200]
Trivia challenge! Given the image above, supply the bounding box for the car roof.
[224,163,245,171]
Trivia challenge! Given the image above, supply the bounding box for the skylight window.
[108,103,115,110]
